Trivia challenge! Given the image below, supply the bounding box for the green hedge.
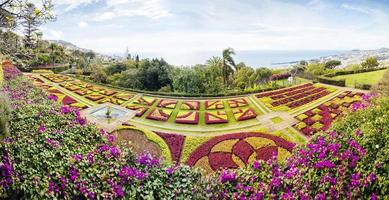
[324,67,387,78]
[316,76,346,87]
[355,83,372,90]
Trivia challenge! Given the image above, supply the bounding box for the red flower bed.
[256,83,312,98]
[228,98,249,108]
[180,101,200,110]
[205,111,228,124]
[126,105,148,117]
[62,96,77,105]
[155,132,186,163]
[294,91,365,136]
[186,132,295,171]
[205,100,224,109]
[146,109,171,121]
[233,108,257,121]
[157,99,177,109]
[175,111,199,124]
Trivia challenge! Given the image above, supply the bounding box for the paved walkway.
[256,112,299,132]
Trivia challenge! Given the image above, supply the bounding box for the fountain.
[81,103,136,132]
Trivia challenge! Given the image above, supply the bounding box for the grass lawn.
[333,69,387,87]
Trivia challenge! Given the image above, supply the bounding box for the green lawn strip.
[126,117,262,135]
[333,69,386,87]
[289,89,344,116]
[224,99,238,124]
[284,127,307,144]
[248,94,272,114]
[167,101,182,123]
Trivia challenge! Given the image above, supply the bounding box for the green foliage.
[331,98,389,198]
[362,57,379,69]
[344,64,363,71]
[306,63,332,75]
[0,93,10,137]
[373,68,389,97]
[91,66,107,83]
[324,60,341,69]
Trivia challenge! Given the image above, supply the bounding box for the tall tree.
[222,48,236,86]
[21,3,54,48]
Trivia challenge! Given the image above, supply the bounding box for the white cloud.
[78,21,89,28]
[55,0,99,11]
[41,27,64,39]
[91,0,171,21]
[340,3,373,14]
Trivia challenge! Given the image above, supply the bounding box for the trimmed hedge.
[316,76,346,87]
[324,67,387,78]
[355,83,372,90]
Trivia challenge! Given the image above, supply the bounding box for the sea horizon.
[118,49,347,68]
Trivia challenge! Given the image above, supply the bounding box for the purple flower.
[110,146,120,157]
[87,152,94,165]
[72,154,83,162]
[113,184,124,198]
[76,117,86,126]
[107,134,116,143]
[48,94,58,101]
[355,129,362,137]
[69,166,79,182]
[60,106,71,114]
[371,193,377,200]
[137,154,160,168]
[38,123,46,133]
[220,170,236,183]
[253,161,260,170]
[314,160,335,169]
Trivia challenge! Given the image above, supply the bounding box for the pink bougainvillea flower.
[38,123,46,133]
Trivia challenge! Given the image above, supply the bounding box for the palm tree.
[222,48,236,86]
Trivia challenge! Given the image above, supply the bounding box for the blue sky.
[37,0,389,64]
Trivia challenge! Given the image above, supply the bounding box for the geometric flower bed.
[205,110,228,124]
[257,83,336,110]
[126,105,149,117]
[175,111,199,124]
[41,73,73,83]
[97,97,125,105]
[232,108,257,121]
[157,99,177,109]
[155,132,186,163]
[146,108,173,121]
[205,100,224,109]
[85,93,106,102]
[113,92,134,101]
[99,89,117,96]
[228,98,249,108]
[293,91,364,136]
[180,101,200,110]
[133,96,157,106]
[186,132,295,172]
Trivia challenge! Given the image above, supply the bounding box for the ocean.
[131,50,346,68]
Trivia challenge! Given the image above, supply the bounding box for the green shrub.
[316,76,346,87]
[331,98,389,198]
[355,83,372,90]
[0,93,10,137]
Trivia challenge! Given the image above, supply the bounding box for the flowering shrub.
[212,131,378,199]
[269,73,291,81]
[0,72,207,199]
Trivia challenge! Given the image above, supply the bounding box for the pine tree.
[21,3,41,48]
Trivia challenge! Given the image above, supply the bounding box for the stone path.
[256,112,299,132]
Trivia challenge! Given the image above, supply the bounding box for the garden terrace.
[25,71,367,173]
